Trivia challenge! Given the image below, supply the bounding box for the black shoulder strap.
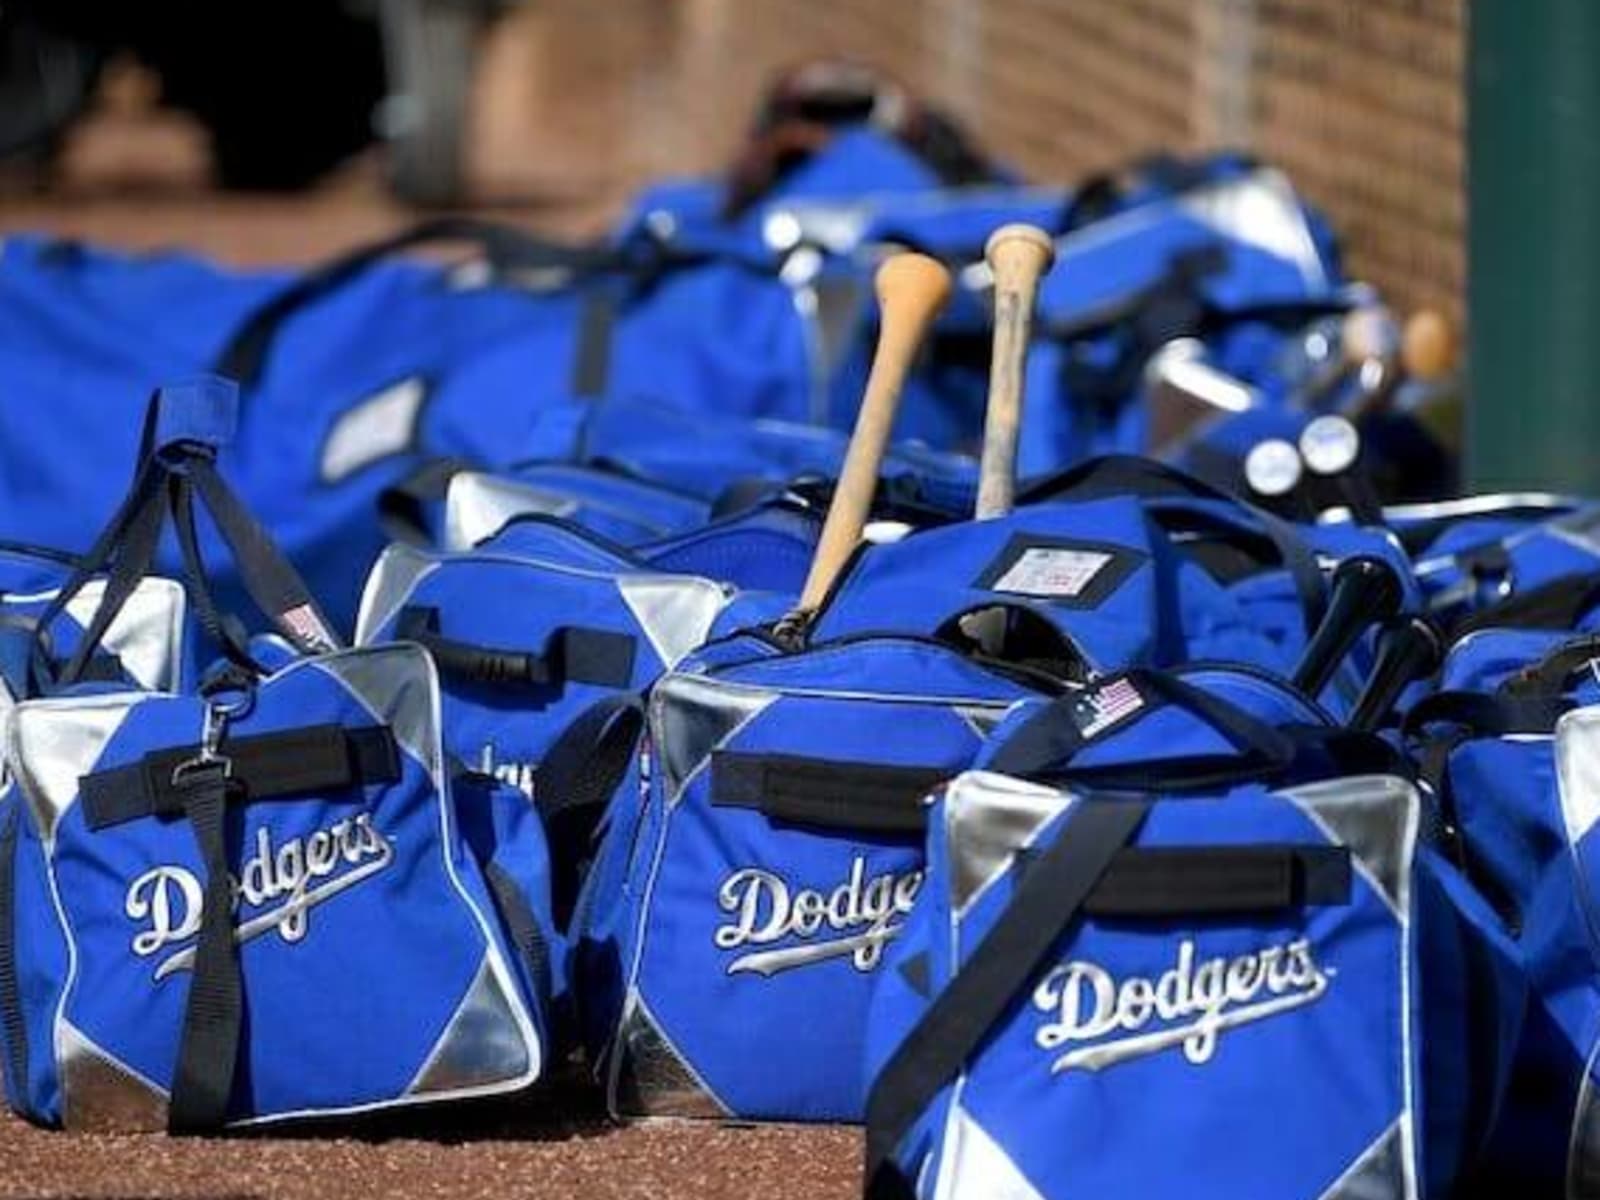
[863,797,1150,1197]
[1457,571,1600,637]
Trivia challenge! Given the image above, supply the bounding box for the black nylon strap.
[482,863,553,1012]
[710,752,945,834]
[532,693,645,927]
[1455,571,1600,637]
[1505,635,1600,699]
[1402,689,1570,741]
[397,607,637,690]
[0,806,26,1106]
[166,763,242,1133]
[863,797,1149,1197]
[571,289,617,399]
[187,460,340,655]
[80,725,400,831]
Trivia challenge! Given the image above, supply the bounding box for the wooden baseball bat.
[793,251,952,617]
[975,224,1055,520]
[1402,309,1456,381]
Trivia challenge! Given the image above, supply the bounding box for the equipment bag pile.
[1,60,1591,1200]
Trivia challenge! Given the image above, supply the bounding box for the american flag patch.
[281,604,339,654]
[1068,676,1146,739]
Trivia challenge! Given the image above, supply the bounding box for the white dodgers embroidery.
[992,548,1114,598]
[713,856,922,977]
[125,813,395,980]
[1032,937,1334,1073]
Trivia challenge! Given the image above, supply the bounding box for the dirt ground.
[0,1109,862,1199]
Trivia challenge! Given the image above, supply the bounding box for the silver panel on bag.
[651,673,780,805]
[407,953,533,1095]
[353,543,442,645]
[443,472,578,552]
[59,1019,169,1132]
[944,771,1075,919]
[1315,1116,1415,1200]
[1556,708,1600,848]
[1180,169,1329,288]
[617,575,729,669]
[63,577,187,692]
[311,644,441,788]
[1280,775,1418,918]
[10,693,152,851]
[933,1103,1047,1200]
[609,995,727,1119]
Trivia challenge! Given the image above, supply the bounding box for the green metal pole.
[1467,0,1600,492]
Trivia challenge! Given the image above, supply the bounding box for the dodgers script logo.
[714,857,922,977]
[125,814,395,980]
[1032,937,1334,1073]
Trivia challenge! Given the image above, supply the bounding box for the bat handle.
[1348,616,1444,732]
[975,224,1055,520]
[1292,555,1405,697]
[1402,309,1456,381]
[794,252,953,616]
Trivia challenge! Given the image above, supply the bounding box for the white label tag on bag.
[320,376,427,483]
[990,548,1115,598]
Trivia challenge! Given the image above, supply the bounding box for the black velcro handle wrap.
[864,796,1149,1198]
[710,752,946,834]
[397,607,636,690]
[0,805,27,1107]
[1079,845,1351,916]
[80,725,400,831]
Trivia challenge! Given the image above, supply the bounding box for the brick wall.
[510,0,1464,323]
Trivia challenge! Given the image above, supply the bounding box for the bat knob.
[1299,415,1362,477]
[984,223,1056,281]
[1244,439,1305,499]
[1403,309,1456,381]
[1341,305,1399,365]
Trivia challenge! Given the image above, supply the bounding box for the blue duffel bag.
[1405,628,1600,1195]
[811,456,1420,713]
[0,380,549,1132]
[864,666,1524,1199]
[573,630,1062,1122]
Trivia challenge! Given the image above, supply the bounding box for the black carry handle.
[1502,634,1600,699]
[984,669,1303,793]
[1347,616,1444,732]
[710,752,947,834]
[34,380,342,685]
[1292,555,1405,696]
[395,607,637,690]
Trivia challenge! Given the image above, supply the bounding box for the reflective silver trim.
[1557,709,1600,847]
[310,644,441,787]
[1320,492,1577,527]
[932,1102,1047,1200]
[406,952,532,1095]
[353,543,442,645]
[58,1019,169,1132]
[954,704,1013,741]
[617,576,730,669]
[1568,1037,1600,1200]
[62,577,187,692]
[1280,775,1417,918]
[1314,1115,1415,1200]
[649,673,781,805]
[608,993,728,1119]
[10,692,154,852]
[443,472,578,551]
[943,771,1074,919]
[1179,168,1329,289]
